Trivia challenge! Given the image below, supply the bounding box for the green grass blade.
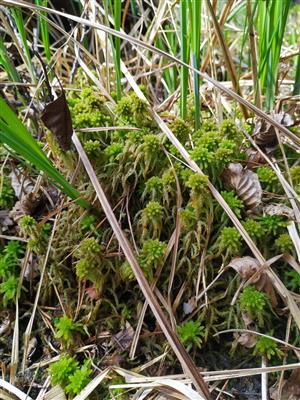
[0,34,21,83]
[293,51,300,95]
[114,0,122,100]
[180,0,189,119]
[256,0,291,110]
[188,0,201,130]
[11,7,36,83]
[35,0,51,62]
[0,98,89,208]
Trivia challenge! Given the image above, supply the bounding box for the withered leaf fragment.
[41,92,73,151]
[228,256,277,306]
[253,112,294,150]
[234,332,257,348]
[112,322,134,351]
[222,163,262,214]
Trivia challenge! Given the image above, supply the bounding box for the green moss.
[48,355,79,387]
[177,320,205,352]
[275,233,294,253]
[0,176,15,209]
[218,227,242,256]
[221,191,244,218]
[253,335,283,360]
[257,166,279,192]
[243,218,265,240]
[55,316,83,349]
[239,286,268,326]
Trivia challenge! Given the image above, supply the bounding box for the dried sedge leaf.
[222,163,262,214]
[263,204,294,220]
[253,112,294,150]
[41,92,73,151]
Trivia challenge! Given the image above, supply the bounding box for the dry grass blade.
[72,132,211,399]
[201,0,233,72]
[73,368,111,400]
[0,379,33,400]
[2,0,300,147]
[206,0,248,119]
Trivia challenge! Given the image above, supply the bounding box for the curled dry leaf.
[263,204,294,220]
[253,112,294,151]
[113,322,135,351]
[234,332,257,348]
[244,148,267,169]
[228,256,277,306]
[222,163,262,214]
[41,92,73,151]
[241,312,254,327]
[9,193,45,223]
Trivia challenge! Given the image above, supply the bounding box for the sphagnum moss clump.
[3,82,299,397]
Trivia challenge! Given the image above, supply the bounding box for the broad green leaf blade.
[0,97,89,208]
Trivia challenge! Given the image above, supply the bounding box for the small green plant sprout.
[275,233,294,253]
[220,191,244,219]
[54,316,83,349]
[69,88,112,129]
[180,206,197,233]
[168,118,190,144]
[19,215,38,238]
[186,173,209,214]
[75,237,112,288]
[83,139,100,155]
[0,275,19,307]
[141,201,164,239]
[186,173,209,194]
[253,334,284,360]
[65,360,92,397]
[239,286,268,327]
[48,354,79,387]
[0,176,15,209]
[259,215,287,236]
[286,270,300,292]
[142,176,163,201]
[104,142,124,163]
[218,227,242,258]
[136,134,162,176]
[138,239,166,281]
[0,240,23,279]
[243,218,265,241]
[220,119,242,142]
[177,320,205,352]
[18,216,51,253]
[257,166,280,192]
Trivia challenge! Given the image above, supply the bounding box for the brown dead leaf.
[264,204,294,220]
[222,163,262,214]
[270,369,300,400]
[113,322,135,351]
[41,92,73,151]
[253,112,294,151]
[228,256,277,306]
[235,331,257,348]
